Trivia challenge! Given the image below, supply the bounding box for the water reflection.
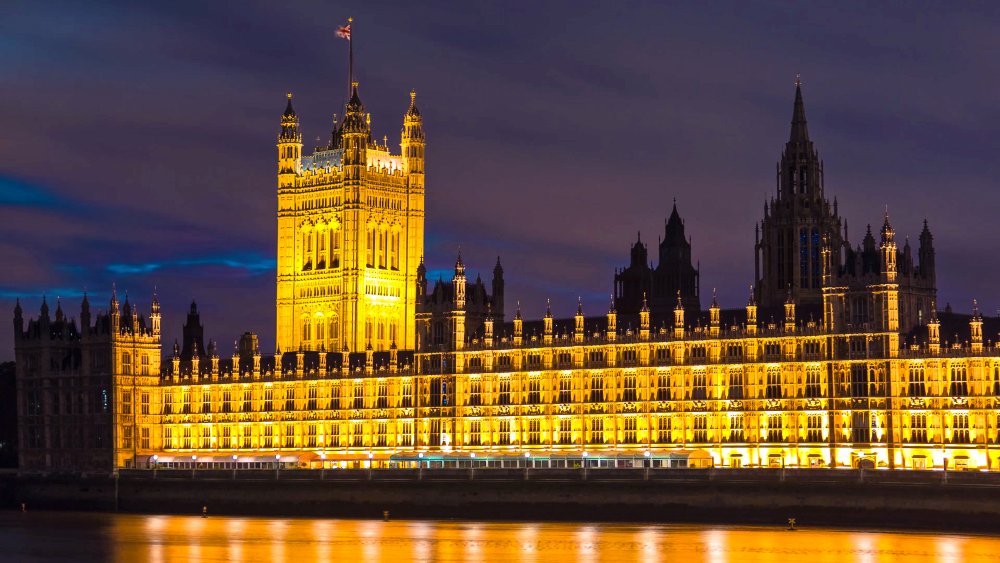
[0,512,997,562]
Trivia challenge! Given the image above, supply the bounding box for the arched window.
[366,227,375,267]
[302,320,311,342]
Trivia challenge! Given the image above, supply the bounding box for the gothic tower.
[756,80,844,309]
[276,80,425,353]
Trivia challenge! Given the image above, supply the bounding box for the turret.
[80,293,90,337]
[390,341,399,373]
[971,299,983,353]
[210,340,219,379]
[231,340,240,379]
[342,82,369,184]
[484,305,494,347]
[491,256,504,321]
[416,256,427,299]
[172,339,180,381]
[150,292,161,338]
[13,298,23,339]
[364,341,374,374]
[109,288,120,334]
[543,299,553,345]
[191,342,200,381]
[453,253,466,309]
[606,295,617,342]
[784,289,796,332]
[820,235,832,287]
[277,92,302,188]
[574,298,584,343]
[400,90,425,190]
[709,289,720,338]
[452,253,466,351]
[918,219,936,284]
[880,212,897,283]
[928,303,940,354]
[746,286,758,335]
[640,293,651,340]
[513,303,523,346]
[673,291,684,339]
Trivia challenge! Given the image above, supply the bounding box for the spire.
[577,296,583,316]
[406,89,420,118]
[789,75,809,143]
[880,208,894,244]
[493,255,503,275]
[711,287,719,309]
[545,298,552,318]
[282,92,296,119]
[454,251,465,276]
[14,297,22,317]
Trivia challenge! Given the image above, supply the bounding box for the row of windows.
[161,383,414,414]
[157,413,997,450]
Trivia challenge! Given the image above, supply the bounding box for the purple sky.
[3,1,1000,360]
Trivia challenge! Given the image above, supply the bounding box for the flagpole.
[348,16,354,93]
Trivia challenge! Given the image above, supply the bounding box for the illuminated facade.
[12,79,1000,474]
[275,82,425,354]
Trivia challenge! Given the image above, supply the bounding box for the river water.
[2,512,998,562]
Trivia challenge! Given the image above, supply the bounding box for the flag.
[336,23,351,40]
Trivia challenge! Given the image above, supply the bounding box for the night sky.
[3,1,999,360]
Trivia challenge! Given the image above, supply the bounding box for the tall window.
[558,418,572,445]
[766,414,783,442]
[806,414,823,442]
[498,377,511,406]
[729,414,744,442]
[657,417,672,444]
[622,374,637,402]
[527,376,541,404]
[390,231,400,270]
[953,413,970,443]
[728,368,744,400]
[910,413,928,443]
[590,375,604,402]
[589,418,605,444]
[469,421,482,446]
[799,228,809,288]
[691,370,707,400]
[693,415,709,443]
[909,365,926,397]
[527,419,541,445]
[468,378,481,406]
[805,366,822,398]
[950,365,968,397]
[810,228,820,289]
[498,419,511,445]
[766,367,782,399]
[353,382,364,409]
[622,417,637,444]
[308,385,319,410]
[366,226,375,267]
[559,375,572,403]
[656,373,669,401]
[330,229,340,268]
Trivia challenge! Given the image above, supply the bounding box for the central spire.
[789,77,810,144]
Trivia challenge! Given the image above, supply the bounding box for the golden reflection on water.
[123,517,1000,562]
[8,512,1000,562]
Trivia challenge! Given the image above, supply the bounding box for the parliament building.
[13,77,1000,473]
